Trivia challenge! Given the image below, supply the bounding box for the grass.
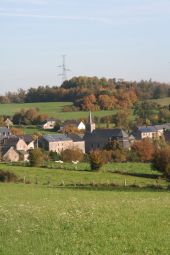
[0,162,168,189]
[0,101,117,120]
[0,162,169,254]
[0,184,169,255]
[149,97,170,106]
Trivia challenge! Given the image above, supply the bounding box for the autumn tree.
[89,150,105,170]
[113,110,131,130]
[98,95,113,110]
[82,94,99,111]
[153,146,170,178]
[29,148,45,167]
[131,138,155,162]
[11,127,24,136]
[60,148,84,162]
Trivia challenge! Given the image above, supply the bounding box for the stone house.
[39,134,85,153]
[131,126,163,140]
[21,135,35,150]
[0,136,29,162]
[2,147,20,162]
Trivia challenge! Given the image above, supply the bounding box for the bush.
[153,146,170,178]
[131,138,155,162]
[29,148,45,167]
[60,148,84,162]
[0,170,18,182]
[89,150,105,171]
[49,151,61,161]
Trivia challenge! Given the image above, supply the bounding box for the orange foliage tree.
[131,138,155,162]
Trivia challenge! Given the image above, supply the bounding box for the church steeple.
[86,111,96,133]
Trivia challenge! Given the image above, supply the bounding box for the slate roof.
[43,134,72,142]
[20,135,34,144]
[67,134,84,142]
[137,126,157,133]
[90,128,129,139]
[155,123,170,130]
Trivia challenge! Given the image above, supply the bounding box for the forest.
[0,77,170,112]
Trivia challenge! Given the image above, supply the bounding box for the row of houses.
[1,112,170,162]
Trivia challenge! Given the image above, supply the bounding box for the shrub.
[131,138,155,162]
[29,148,45,167]
[153,146,170,178]
[89,150,105,171]
[60,148,84,162]
[0,170,18,182]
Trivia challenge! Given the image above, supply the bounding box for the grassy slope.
[0,163,170,254]
[0,162,167,188]
[150,97,170,106]
[0,102,116,120]
[0,185,169,255]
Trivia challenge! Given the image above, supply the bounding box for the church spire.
[86,111,96,133]
[89,111,93,124]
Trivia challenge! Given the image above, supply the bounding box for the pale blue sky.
[0,0,170,93]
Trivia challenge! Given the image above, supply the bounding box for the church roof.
[85,128,129,139]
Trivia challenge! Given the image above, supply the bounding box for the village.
[1,112,170,164]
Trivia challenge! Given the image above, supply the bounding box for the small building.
[2,147,20,162]
[21,135,35,150]
[131,126,161,140]
[61,120,85,131]
[41,119,56,130]
[1,136,28,152]
[4,118,13,128]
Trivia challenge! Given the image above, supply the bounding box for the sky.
[0,0,170,94]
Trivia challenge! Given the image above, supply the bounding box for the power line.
[57,55,70,84]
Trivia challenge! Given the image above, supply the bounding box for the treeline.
[0,77,170,110]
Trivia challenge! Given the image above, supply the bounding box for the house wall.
[16,139,28,151]
[27,141,35,150]
[42,121,56,129]
[3,148,19,162]
[78,122,85,130]
[48,140,73,153]
[73,141,85,153]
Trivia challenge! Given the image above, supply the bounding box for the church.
[84,112,133,153]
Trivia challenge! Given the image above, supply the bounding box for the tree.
[104,140,128,162]
[113,110,131,130]
[98,95,113,110]
[60,148,84,162]
[11,127,24,136]
[153,146,170,178]
[131,138,155,162]
[89,150,105,170]
[29,148,45,167]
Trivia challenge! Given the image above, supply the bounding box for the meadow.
[0,162,170,254]
[0,102,116,120]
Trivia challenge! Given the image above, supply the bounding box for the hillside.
[0,162,169,254]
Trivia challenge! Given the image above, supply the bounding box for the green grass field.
[0,162,170,254]
[150,97,170,106]
[0,102,116,120]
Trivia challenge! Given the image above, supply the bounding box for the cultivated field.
[0,162,170,255]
